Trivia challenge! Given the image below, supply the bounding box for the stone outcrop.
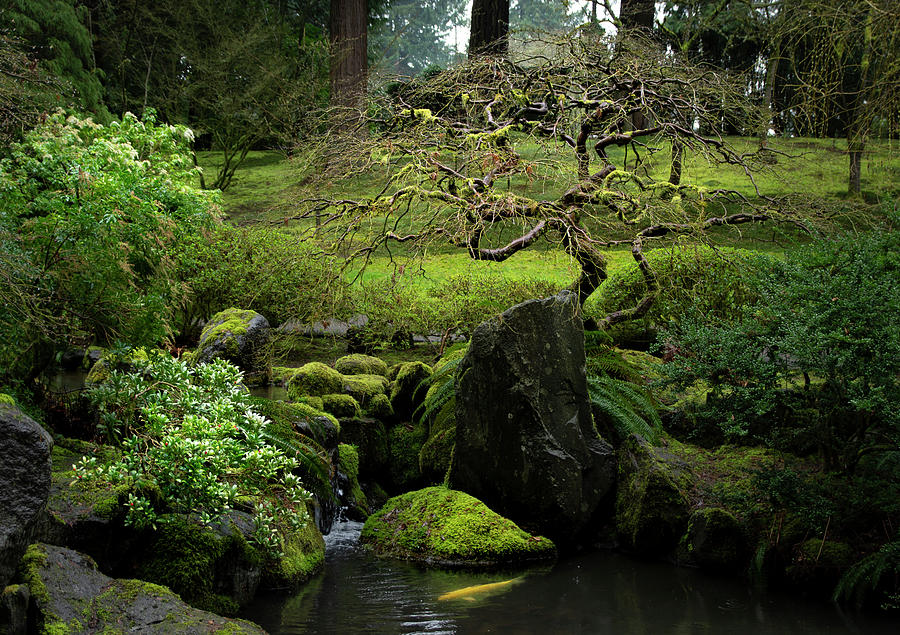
[450,292,616,545]
[21,543,265,633]
[196,308,271,377]
[0,405,52,588]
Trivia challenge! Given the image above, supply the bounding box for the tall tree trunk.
[619,0,654,32]
[469,0,509,57]
[330,0,367,107]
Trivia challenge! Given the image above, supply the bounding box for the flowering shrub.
[75,353,310,557]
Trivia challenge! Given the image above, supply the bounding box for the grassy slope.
[196,137,899,292]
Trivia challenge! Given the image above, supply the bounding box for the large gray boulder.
[21,543,265,633]
[0,405,52,588]
[196,308,271,378]
[450,291,615,545]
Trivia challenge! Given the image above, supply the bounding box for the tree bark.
[469,0,509,57]
[330,0,367,107]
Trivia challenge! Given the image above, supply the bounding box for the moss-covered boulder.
[677,507,747,571]
[338,417,389,478]
[251,398,339,450]
[390,362,432,421]
[261,515,325,589]
[419,428,455,485]
[365,393,394,420]
[387,423,428,493]
[337,444,369,520]
[322,393,362,419]
[616,435,694,556]
[84,347,150,385]
[360,487,556,567]
[81,346,105,370]
[341,374,390,409]
[33,440,146,573]
[197,308,271,378]
[335,354,389,377]
[135,513,264,614]
[287,362,344,399]
[21,543,265,634]
[785,539,855,596]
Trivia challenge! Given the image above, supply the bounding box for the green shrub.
[75,355,311,557]
[659,227,900,468]
[0,111,218,382]
[584,245,775,342]
[172,224,348,338]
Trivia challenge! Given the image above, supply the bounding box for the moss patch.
[263,510,325,588]
[338,444,368,519]
[335,354,389,377]
[360,486,556,567]
[199,308,256,345]
[322,393,361,419]
[0,393,15,406]
[287,362,344,399]
[341,374,389,407]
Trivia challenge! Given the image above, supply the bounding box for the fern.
[834,537,900,608]
[415,354,464,429]
[587,374,662,443]
[255,423,336,506]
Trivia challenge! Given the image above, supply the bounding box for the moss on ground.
[360,486,556,567]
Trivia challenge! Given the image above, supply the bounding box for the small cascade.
[323,520,363,553]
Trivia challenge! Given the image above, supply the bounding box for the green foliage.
[172,224,347,337]
[585,331,662,444]
[584,245,775,342]
[835,536,900,608]
[75,354,311,557]
[0,111,217,382]
[660,222,900,467]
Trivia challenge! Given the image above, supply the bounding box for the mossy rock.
[338,444,369,520]
[84,348,150,385]
[21,543,265,634]
[321,393,361,419]
[365,393,394,420]
[360,487,556,567]
[81,346,105,370]
[386,363,403,382]
[677,507,747,571]
[338,417,389,478]
[0,393,14,406]
[334,354,389,377]
[271,366,301,386]
[341,374,389,408]
[616,434,694,556]
[389,361,433,421]
[287,362,344,399]
[261,508,325,589]
[387,423,428,493]
[419,427,456,485]
[135,513,264,614]
[785,539,855,595]
[197,308,271,376]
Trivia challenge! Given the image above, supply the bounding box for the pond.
[241,521,896,635]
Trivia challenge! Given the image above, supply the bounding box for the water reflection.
[242,522,896,635]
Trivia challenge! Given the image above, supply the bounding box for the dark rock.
[0,405,52,588]
[678,507,747,571]
[450,291,616,545]
[59,348,85,371]
[616,435,693,556]
[0,583,29,635]
[21,543,265,633]
[196,308,271,376]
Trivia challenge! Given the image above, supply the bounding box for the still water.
[241,522,896,635]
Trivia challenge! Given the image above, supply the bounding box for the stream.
[240,521,896,635]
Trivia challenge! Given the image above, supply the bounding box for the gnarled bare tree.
[292,34,793,330]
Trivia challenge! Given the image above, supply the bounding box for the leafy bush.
[75,354,311,557]
[659,225,900,468]
[584,245,776,343]
[172,224,348,339]
[0,111,218,382]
